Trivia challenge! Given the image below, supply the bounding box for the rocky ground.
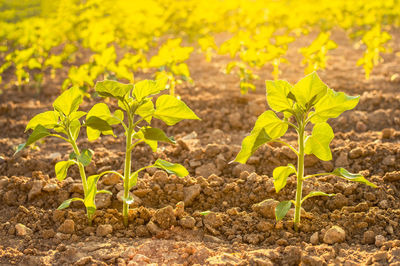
[1,30,400,265]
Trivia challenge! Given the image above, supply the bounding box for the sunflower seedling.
[233,72,376,230]
[90,78,200,226]
[15,87,119,225]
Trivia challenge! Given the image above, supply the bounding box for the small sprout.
[91,78,200,226]
[16,86,115,225]
[234,72,376,230]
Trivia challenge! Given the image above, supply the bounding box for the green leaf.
[266,80,294,112]
[77,149,93,166]
[85,116,114,141]
[53,86,83,116]
[25,111,59,132]
[140,127,175,144]
[273,164,296,193]
[55,160,76,181]
[332,168,377,188]
[305,122,334,161]
[233,111,288,164]
[153,159,189,177]
[275,201,292,221]
[57,197,84,210]
[154,95,200,125]
[84,174,101,214]
[97,190,112,195]
[291,72,328,109]
[135,99,155,123]
[95,80,133,100]
[310,88,360,123]
[26,124,51,146]
[128,171,139,190]
[69,111,87,121]
[133,79,166,102]
[302,191,335,204]
[200,211,211,216]
[132,130,158,152]
[70,119,81,141]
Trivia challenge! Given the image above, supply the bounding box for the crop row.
[0,0,399,94]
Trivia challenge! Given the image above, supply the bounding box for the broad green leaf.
[332,168,377,188]
[55,160,75,181]
[305,122,334,161]
[273,164,296,193]
[266,80,293,112]
[70,119,81,141]
[57,197,84,210]
[87,103,120,125]
[53,86,83,116]
[26,124,51,146]
[275,201,292,221]
[141,127,175,144]
[291,72,328,109]
[69,111,87,121]
[234,111,288,163]
[135,99,155,123]
[77,149,93,166]
[133,130,158,152]
[153,159,189,177]
[95,80,133,100]
[25,111,59,131]
[310,88,360,123]
[128,171,139,190]
[84,174,101,213]
[85,116,114,141]
[133,79,166,102]
[154,95,200,125]
[114,109,124,123]
[301,191,335,204]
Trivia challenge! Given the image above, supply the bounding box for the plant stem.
[123,126,133,227]
[294,122,305,231]
[67,131,91,224]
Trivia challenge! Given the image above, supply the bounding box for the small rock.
[323,226,346,244]
[205,144,221,157]
[349,147,363,159]
[228,113,241,128]
[321,161,334,172]
[74,256,93,266]
[363,230,375,244]
[203,235,224,243]
[256,221,273,232]
[382,128,394,139]
[196,163,220,178]
[280,146,297,160]
[174,201,185,218]
[49,152,62,160]
[102,173,121,185]
[386,225,394,235]
[203,212,224,228]
[28,180,43,200]
[304,155,319,167]
[335,152,349,168]
[153,205,176,229]
[183,184,201,206]
[153,170,169,184]
[0,177,8,190]
[58,219,75,234]
[180,216,196,229]
[383,171,400,181]
[96,224,113,237]
[310,232,319,245]
[120,247,136,259]
[383,155,396,166]
[252,199,279,219]
[146,220,161,235]
[232,164,255,178]
[43,183,60,192]
[15,223,32,236]
[356,121,367,132]
[96,193,112,209]
[0,156,5,164]
[69,183,84,194]
[375,235,386,247]
[42,229,56,239]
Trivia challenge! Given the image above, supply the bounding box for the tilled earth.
[1,30,400,265]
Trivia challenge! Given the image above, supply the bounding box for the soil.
[1,30,400,265]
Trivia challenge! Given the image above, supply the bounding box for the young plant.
[15,86,117,225]
[233,72,376,230]
[89,78,200,226]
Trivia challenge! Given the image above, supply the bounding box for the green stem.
[67,128,91,225]
[294,122,305,231]
[123,125,133,227]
